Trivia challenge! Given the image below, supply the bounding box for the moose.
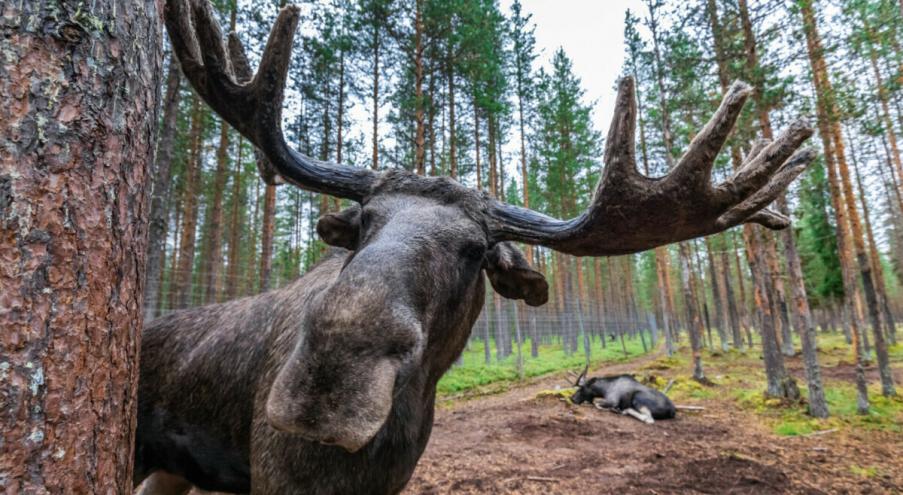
[570,368,676,424]
[135,0,816,493]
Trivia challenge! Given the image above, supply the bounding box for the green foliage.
[795,160,843,306]
[531,50,602,218]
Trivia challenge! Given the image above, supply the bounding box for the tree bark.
[259,184,277,291]
[447,53,457,179]
[711,0,796,396]
[174,96,205,309]
[413,0,426,175]
[0,0,161,490]
[371,24,381,170]
[800,0,872,411]
[226,137,246,299]
[145,57,182,321]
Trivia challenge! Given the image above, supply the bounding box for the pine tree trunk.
[800,0,871,412]
[0,0,161,490]
[167,195,183,312]
[259,184,277,291]
[447,48,457,179]
[203,118,231,304]
[174,96,205,309]
[704,237,728,350]
[720,245,743,349]
[849,130,898,346]
[817,43,897,397]
[678,244,706,380]
[413,0,426,175]
[473,101,482,190]
[226,137,245,300]
[713,0,796,394]
[145,57,182,321]
[372,28,380,170]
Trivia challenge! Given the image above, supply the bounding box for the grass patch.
[849,464,880,478]
[437,336,649,397]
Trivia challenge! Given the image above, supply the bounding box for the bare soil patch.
[404,358,903,494]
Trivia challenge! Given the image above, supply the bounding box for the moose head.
[164,0,814,453]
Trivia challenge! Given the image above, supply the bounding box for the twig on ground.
[504,476,560,484]
[526,476,559,482]
[675,405,705,411]
[663,378,676,394]
[800,428,837,438]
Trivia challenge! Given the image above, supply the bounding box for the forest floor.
[405,337,903,494]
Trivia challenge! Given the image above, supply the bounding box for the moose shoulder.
[136,0,816,492]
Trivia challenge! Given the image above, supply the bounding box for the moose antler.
[165,0,376,198]
[487,78,815,256]
[166,0,814,258]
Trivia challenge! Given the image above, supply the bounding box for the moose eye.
[359,210,373,231]
[460,242,486,261]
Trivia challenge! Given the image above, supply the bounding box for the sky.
[502,0,646,134]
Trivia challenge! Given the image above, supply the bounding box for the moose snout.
[265,356,400,453]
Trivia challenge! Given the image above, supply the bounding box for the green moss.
[849,465,880,478]
[661,375,716,400]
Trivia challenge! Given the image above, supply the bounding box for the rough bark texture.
[259,183,277,291]
[0,0,161,491]
[413,0,426,175]
[799,0,871,412]
[145,57,182,321]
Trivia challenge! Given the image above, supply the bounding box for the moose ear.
[483,242,549,307]
[316,205,361,250]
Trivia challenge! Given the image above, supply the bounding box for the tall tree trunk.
[631,52,674,355]
[413,0,426,175]
[649,0,701,372]
[720,244,743,348]
[517,74,532,265]
[703,238,728,350]
[800,0,872,411]
[862,14,903,204]
[850,146,897,346]
[200,7,239,305]
[371,26,381,170]
[488,115,498,196]
[678,244,706,380]
[711,0,796,395]
[203,117,231,304]
[0,0,160,490]
[259,184,277,292]
[804,2,896,396]
[167,195,183,312]
[447,45,457,179]
[226,137,245,300]
[474,101,482,191]
[145,57,182,321]
[174,96,205,309]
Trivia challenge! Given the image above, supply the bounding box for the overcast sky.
[503,0,646,135]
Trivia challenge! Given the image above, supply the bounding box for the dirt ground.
[404,356,903,494]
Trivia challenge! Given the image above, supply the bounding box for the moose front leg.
[624,407,655,425]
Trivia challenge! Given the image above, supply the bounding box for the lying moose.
[135,0,815,492]
[570,368,676,424]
